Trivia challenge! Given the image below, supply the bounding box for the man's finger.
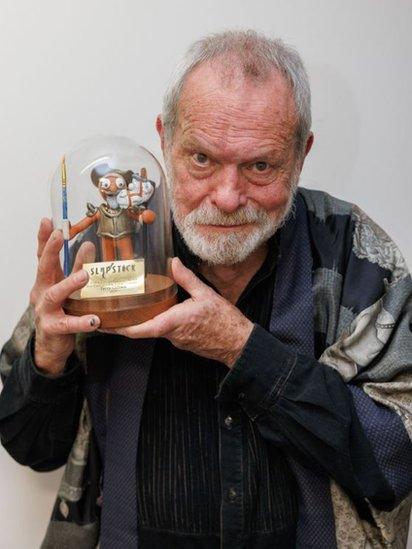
[36,229,64,286]
[48,312,101,335]
[113,302,188,338]
[171,257,210,299]
[113,318,160,339]
[36,218,54,261]
[41,269,89,312]
[72,241,96,272]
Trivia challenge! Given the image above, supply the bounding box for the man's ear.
[156,114,165,152]
[304,132,314,158]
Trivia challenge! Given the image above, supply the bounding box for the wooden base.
[64,274,177,328]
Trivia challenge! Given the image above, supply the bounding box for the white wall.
[0,0,411,547]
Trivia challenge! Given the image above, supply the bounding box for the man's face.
[162,63,304,265]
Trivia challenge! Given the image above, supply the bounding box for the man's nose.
[210,166,247,213]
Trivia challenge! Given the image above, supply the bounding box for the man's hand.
[30,218,101,375]
[106,257,254,368]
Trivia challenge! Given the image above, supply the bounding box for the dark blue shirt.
[137,231,298,547]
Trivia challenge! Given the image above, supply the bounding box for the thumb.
[171,257,210,299]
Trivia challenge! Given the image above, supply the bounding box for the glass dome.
[50,135,176,328]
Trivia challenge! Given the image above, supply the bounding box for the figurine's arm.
[126,208,156,224]
[69,208,100,239]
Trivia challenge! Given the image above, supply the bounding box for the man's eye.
[192,153,209,166]
[251,161,270,172]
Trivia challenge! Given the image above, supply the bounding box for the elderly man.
[0,30,411,549]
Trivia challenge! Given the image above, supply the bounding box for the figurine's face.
[161,63,311,264]
[98,173,127,198]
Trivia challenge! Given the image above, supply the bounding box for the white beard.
[106,195,119,209]
[165,157,298,266]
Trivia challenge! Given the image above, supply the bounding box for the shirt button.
[224,415,233,429]
[228,487,237,502]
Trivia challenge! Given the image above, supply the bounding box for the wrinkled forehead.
[177,61,298,139]
[175,62,298,155]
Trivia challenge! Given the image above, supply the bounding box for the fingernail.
[90,316,100,327]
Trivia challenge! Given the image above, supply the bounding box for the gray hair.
[162,29,312,157]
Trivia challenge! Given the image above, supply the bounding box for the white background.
[0,0,411,547]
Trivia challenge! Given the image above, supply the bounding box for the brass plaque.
[80,259,145,298]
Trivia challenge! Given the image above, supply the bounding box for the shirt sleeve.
[216,323,412,516]
[0,333,84,471]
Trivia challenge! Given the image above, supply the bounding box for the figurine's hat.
[90,163,133,187]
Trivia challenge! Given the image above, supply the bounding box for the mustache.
[184,203,270,226]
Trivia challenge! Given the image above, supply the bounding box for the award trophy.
[50,135,177,328]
